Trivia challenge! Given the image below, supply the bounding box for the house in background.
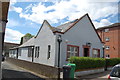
[4,42,20,57]
[9,13,103,67]
[97,23,120,58]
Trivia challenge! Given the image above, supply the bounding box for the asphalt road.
[2,61,45,80]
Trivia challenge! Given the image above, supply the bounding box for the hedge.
[106,58,120,66]
[69,57,105,70]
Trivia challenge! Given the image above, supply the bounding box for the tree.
[20,33,34,45]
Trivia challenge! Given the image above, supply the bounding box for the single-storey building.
[9,13,103,67]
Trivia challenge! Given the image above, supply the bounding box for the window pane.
[67,46,70,51]
[71,47,74,52]
[47,45,51,59]
[67,45,79,59]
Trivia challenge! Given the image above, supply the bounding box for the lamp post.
[102,45,105,58]
[57,35,62,80]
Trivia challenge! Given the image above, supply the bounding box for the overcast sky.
[4,0,120,43]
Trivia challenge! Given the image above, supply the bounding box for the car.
[108,64,120,80]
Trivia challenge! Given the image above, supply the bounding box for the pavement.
[76,70,111,80]
[2,61,45,80]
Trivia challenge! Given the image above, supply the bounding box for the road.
[2,61,45,80]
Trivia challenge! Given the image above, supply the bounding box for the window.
[92,49,100,58]
[67,45,79,59]
[35,46,39,58]
[28,47,33,57]
[104,29,109,32]
[106,46,110,50]
[105,37,110,41]
[106,54,110,58]
[47,45,51,59]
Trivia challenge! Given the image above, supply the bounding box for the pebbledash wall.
[33,21,56,67]
[9,14,103,69]
[59,15,103,67]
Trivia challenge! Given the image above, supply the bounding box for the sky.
[4,0,120,43]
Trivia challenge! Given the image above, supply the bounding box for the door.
[84,48,89,57]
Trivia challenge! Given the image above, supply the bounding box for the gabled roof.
[35,20,54,38]
[53,14,87,33]
[10,13,103,49]
[35,13,102,43]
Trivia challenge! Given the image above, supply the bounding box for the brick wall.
[97,25,120,58]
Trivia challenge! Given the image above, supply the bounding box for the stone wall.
[6,58,58,78]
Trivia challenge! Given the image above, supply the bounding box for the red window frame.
[66,45,79,60]
[92,48,100,57]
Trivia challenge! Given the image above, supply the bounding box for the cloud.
[10,0,17,5]
[9,6,23,13]
[9,0,23,13]
[6,19,20,27]
[4,28,24,43]
[18,0,118,27]
[93,19,113,28]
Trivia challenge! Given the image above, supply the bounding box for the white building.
[9,14,103,67]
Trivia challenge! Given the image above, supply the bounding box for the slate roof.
[97,23,120,30]
[55,19,78,32]
[19,37,35,48]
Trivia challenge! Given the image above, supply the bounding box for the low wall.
[107,66,113,71]
[6,58,58,78]
[75,68,104,76]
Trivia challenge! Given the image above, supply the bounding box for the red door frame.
[83,45,90,57]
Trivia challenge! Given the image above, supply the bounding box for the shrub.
[106,58,120,66]
[69,57,105,70]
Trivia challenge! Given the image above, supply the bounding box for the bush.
[106,58,120,66]
[69,57,105,70]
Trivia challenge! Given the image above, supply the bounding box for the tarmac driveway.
[2,61,45,80]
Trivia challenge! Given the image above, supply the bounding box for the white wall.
[34,21,56,67]
[9,49,17,58]
[57,15,103,67]
[18,48,32,62]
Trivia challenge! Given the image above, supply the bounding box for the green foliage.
[69,57,105,70]
[20,33,34,44]
[24,33,34,38]
[106,58,120,66]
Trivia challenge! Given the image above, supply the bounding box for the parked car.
[108,64,120,80]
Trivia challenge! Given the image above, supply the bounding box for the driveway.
[2,61,45,80]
